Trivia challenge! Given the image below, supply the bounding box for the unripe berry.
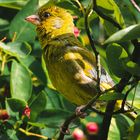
[86,122,99,134]
[72,128,85,140]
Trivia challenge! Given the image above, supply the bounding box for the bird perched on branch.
[25,4,114,106]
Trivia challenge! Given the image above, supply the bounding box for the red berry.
[0,110,9,120]
[86,122,99,134]
[72,128,85,140]
[73,26,80,37]
[22,106,31,119]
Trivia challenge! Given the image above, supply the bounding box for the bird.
[25,4,114,106]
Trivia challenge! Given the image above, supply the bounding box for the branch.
[58,86,114,140]
[58,114,77,140]
[99,75,131,140]
[58,93,101,140]
[130,0,140,12]
[84,9,101,90]
[19,128,52,140]
[121,84,136,110]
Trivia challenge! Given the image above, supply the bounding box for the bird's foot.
[76,105,87,118]
[60,126,70,135]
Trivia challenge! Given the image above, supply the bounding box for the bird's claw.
[76,105,87,118]
[60,126,70,135]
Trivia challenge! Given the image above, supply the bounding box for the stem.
[84,9,100,90]
[0,54,7,75]
[12,32,17,42]
[0,37,6,42]
[19,128,52,140]
[130,0,140,12]
[121,84,136,110]
[75,0,85,14]
[58,114,77,140]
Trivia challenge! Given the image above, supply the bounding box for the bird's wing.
[65,46,114,90]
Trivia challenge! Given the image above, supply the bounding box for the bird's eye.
[43,12,51,18]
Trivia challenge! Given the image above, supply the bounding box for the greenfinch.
[25,5,113,105]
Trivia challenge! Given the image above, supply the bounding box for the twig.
[99,75,131,140]
[58,93,101,140]
[75,0,85,14]
[85,9,101,91]
[130,0,140,12]
[114,83,136,115]
[12,32,17,42]
[58,114,77,140]
[58,86,114,140]
[0,55,7,75]
[0,37,6,42]
[19,128,53,140]
[121,84,136,110]
[84,12,100,89]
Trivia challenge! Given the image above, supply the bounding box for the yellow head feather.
[36,6,74,48]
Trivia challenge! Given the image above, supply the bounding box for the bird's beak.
[25,15,40,25]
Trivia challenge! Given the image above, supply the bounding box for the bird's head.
[26,5,74,47]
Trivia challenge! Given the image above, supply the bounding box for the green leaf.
[56,0,81,15]
[0,42,31,58]
[9,0,38,42]
[97,0,125,34]
[123,61,140,77]
[106,43,129,77]
[0,18,9,26]
[128,115,140,140]
[38,109,72,128]
[40,127,58,139]
[28,122,46,128]
[19,55,47,84]
[29,91,47,121]
[10,61,32,101]
[6,98,26,117]
[99,92,124,101]
[0,0,28,9]
[108,114,133,140]
[0,129,18,140]
[6,98,27,112]
[104,24,140,44]
[45,87,76,112]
